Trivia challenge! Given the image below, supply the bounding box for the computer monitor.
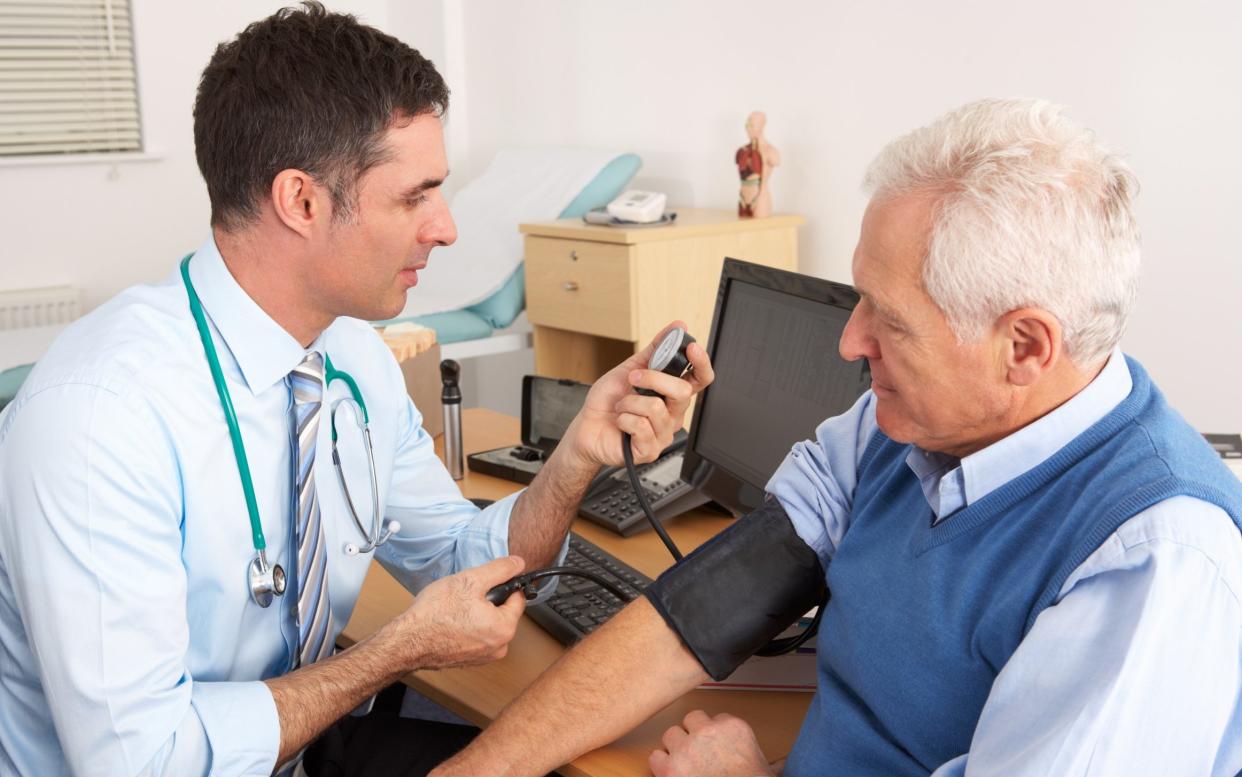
[681,258,870,516]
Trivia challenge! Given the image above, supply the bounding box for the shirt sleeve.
[930,496,1242,776]
[764,390,878,567]
[0,384,279,776]
[376,395,568,593]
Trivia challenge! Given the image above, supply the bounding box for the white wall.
[447,0,1242,432]
[2,1,1239,432]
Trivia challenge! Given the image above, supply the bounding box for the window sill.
[0,150,165,169]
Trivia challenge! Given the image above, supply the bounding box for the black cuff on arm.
[643,498,825,681]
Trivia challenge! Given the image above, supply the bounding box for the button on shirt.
[0,237,539,776]
[767,350,1242,775]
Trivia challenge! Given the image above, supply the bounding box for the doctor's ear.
[270,169,329,238]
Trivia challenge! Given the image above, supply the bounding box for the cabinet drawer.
[525,237,633,340]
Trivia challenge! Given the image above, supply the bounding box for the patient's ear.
[998,308,1062,387]
[270,169,326,238]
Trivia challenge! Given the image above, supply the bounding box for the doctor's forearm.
[507,443,598,567]
[263,624,413,763]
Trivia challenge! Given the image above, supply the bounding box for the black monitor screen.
[683,259,870,514]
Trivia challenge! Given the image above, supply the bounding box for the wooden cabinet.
[521,208,803,383]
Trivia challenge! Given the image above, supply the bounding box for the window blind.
[0,0,142,157]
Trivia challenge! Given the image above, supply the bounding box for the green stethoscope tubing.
[180,257,389,600]
[325,359,368,428]
[181,256,268,553]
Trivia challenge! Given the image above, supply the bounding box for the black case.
[466,376,590,484]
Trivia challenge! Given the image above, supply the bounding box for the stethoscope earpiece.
[341,519,400,557]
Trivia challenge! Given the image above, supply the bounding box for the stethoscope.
[179,257,399,608]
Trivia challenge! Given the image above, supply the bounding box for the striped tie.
[290,353,334,667]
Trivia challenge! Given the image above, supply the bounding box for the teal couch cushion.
[0,363,34,411]
[464,264,526,330]
[558,152,643,219]
[393,309,493,345]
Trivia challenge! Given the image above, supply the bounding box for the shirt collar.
[903,348,1132,519]
[959,347,1132,505]
[187,235,320,395]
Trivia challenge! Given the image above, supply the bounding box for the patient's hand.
[649,710,775,777]
[560,321,715,468]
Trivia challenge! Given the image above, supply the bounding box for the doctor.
[0,4,712,776]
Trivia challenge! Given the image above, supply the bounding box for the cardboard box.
[396,343,444,439]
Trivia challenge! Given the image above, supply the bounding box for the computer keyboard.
[525,533,653,645]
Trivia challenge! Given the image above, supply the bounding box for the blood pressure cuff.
[643,498,825,681]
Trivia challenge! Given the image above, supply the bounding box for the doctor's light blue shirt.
[0,237,536,776]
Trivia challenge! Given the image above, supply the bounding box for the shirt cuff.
[464,489,524,560]
[528,532,572,603]
[189,680,280,776]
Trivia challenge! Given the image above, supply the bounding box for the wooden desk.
[340,407,811,777]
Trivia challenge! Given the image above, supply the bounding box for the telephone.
[578,430,709,536]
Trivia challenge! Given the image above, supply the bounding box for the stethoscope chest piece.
[248,551,286,608]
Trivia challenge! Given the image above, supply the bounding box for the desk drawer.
[525,237,633,340]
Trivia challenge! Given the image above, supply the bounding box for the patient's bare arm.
[430,597,708,777]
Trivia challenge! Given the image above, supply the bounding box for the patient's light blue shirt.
[0,238,532,776]
[767,351,1242,775]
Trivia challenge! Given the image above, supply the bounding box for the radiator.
[0,286,81,331]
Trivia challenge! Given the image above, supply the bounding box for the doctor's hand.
[562,321,714,468]
[384,555,527,671]
[650,710,777,777]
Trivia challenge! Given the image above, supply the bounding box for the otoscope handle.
[441,359,463,480]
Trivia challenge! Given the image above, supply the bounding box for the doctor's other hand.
[563,321,714,468]
[650,710,777,777]
[381,555,527,671]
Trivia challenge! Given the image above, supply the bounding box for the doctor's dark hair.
[193,2,449,230]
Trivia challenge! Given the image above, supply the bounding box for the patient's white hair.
[864,98,1141,367]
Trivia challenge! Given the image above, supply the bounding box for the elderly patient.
[431,98,1242,777]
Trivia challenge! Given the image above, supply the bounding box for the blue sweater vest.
[784,358,1242,775]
